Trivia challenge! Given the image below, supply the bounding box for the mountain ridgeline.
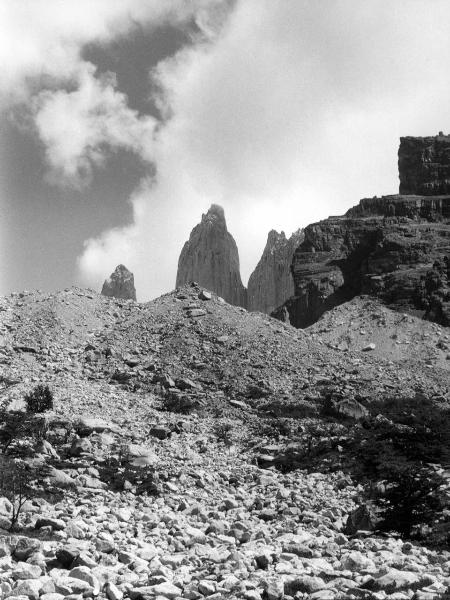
[103,134,450,329]
[175,204,303,314]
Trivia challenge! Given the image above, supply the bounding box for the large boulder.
[176,205,247,307]
[101,265,136,301]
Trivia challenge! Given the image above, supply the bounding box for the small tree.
[24,385,54,413]
[0,457,40,531]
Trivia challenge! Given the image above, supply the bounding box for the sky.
[2,1,450,300]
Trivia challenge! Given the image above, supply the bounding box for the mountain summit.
[176,205,247,307]
[101,264,136,301]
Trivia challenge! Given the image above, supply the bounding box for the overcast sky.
[2,0,450,299]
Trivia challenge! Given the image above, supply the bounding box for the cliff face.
[176,205,247,307]
[399,134,450,195]
[101,264,136,301]
[247,229,303,314]
[273,195,450,327]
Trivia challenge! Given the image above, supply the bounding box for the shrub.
[213,421,234,446]
[349,398,450,541]
[375,462,448,537]
[0,405,50,455]
[24,385,54,413]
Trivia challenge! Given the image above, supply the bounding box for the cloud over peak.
[4,1,450,300]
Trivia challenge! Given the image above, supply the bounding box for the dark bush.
[24,384,54,413]
[375,462,447,537]
[349,398,450,541]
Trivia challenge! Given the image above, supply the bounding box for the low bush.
[24,384,54,413]
[349,398,450,541]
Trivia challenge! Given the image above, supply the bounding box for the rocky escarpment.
[247,229,303,314]
[101,264,136,301]
[273,195,450,328]
[176,204,247,307]
[399,133,450,195]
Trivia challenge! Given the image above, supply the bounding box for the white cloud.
[4,1,450,300]
[0,0,228,105]
[32,65,157,187]
[78,0,450,300]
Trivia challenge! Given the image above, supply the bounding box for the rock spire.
[247,229,303,314]
[101,264,136,301]
[176,205,247,307]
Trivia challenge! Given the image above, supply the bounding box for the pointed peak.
[202,204,226,225]
[114,264,132,274]
[101,264,136,301]
[267,230,286,243]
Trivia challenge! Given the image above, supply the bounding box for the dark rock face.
[399,134,450,195]
[273,195,450,327]
[101,265,136,301]
[247,229,303,314]
[176,205,247,307]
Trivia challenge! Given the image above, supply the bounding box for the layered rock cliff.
[273,195,450,327]
[176,205,247,307]
[247,229,303,314]
[101,264,136,301]
[399,133,450,195]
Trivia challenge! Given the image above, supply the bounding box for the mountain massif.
[173,135,450,329]
[273,194,450,327]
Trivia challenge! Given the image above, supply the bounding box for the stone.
[76,416,113,435]
[284,576,327,595]
[13,579,43,600]
[126,444,159,467]
[149,426,171,440]
[264,579,284,600]
[198,290,212,301]
[68,566,100,595]
[198,580,216,595]
[0,497,13,516]
[371,569,422,593]
[341,552,376,572]
[35,517,65,531]
[344,504,378,535]
[101,264,136,301]
[176,205,247,307]
[13,538,41,561]
[56,546,80,568]
[105,583,123,600]
[248,229,303,314]
[12,563,42,580]
[362,343,376,351]
[69,438,92,456]
[148,582,182,599]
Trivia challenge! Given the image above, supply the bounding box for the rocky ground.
[0,284,449,600]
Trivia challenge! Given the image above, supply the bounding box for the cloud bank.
[78,0,450,299]
[4,1,450,300]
